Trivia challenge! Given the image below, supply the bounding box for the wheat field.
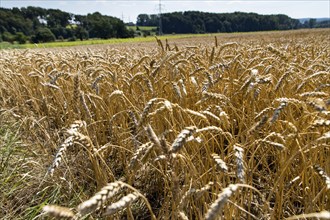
[0,29,329,219]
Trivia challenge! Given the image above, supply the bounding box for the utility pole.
[158,0,163,35]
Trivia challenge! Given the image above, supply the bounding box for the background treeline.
[0,6,134,44]
[137,11,330,34]
[1,7,329,44]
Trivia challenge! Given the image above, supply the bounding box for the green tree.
[46,9,72,28]
[32,27,55,43]
[136,14,150,26]
[15,32,27,44]
[2,31,15,43]
[75,26,89,41]
[308,19,316,28]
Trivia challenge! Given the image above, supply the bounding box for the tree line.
[1,6,329,44]
[137,11,329,34]
[0,6,134,44]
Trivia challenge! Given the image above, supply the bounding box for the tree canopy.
[137,11,328,34]
[0,6,134,43]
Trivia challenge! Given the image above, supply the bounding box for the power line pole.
[158,0,163,35]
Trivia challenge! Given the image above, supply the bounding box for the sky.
[1,0,329,23]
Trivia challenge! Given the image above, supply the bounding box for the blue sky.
[1,1,329,23]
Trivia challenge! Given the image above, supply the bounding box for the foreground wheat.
[0,29,329,219]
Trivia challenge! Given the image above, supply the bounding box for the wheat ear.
[211,153,228,172]
[316,131,330,142]
[109,89,124,100]
[286,211,330,220]
[47,121,85,175]
[129,142,154,169]
[178,211,189,220]
[43,205,75,219]
[48,136,74,176]
[73,73,80,102]
[234,145,245,183]
[77,181,124,216]
[138,98,160,127]
[271,101,287,124]
[170,126,197,153]
[313,165,330,190]
[205,184,239,220]
[103,192,139,216]
[313,119,330,127]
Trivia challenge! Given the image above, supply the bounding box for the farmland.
[0,29,329,219]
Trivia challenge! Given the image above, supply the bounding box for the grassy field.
[0,29,329,219]
[0,29,309,50]
[127,26,157,31]
[0,33,205,50]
